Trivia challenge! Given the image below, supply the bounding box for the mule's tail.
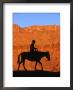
[17,55,21,64]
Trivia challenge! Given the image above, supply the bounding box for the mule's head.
[45,52,50,61]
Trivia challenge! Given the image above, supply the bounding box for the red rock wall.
[13,24,60,72]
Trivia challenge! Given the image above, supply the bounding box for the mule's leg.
[35,62,37,70]
[18,63,20,71]
[39,62,43,70]
[23,60,27,71]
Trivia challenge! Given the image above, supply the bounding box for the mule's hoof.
[25,69,27,71]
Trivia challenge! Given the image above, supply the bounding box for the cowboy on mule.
[17,40,50,71]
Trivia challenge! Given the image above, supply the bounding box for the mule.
[17,51,50,71]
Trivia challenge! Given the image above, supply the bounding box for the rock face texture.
[13,24,60,72]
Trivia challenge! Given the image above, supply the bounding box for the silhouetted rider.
[30,40,38,52]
